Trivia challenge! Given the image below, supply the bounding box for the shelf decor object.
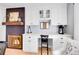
[40,22,49,29]
[40,20,51,29]
[2,12,24,25]
[9,12,19,22]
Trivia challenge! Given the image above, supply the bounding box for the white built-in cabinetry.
[51,4,67,25]
[23,34,39,53]
[23,34,71,53]
[25,3,67,25]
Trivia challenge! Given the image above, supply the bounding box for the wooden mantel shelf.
[2,22,24,25]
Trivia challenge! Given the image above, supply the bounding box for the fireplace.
[8,35,22,49]
[4,7,25,49]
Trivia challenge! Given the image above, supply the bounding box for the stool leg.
[47,45,48,55]
[41,41,42,55]
[41,47,42,55]
[47,40,49,55]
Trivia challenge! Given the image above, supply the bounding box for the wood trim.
[2,22,24,25]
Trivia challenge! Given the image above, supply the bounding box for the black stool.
[40,35,49,55]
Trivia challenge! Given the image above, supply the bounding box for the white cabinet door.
[58,4,67,25]
[25,6,39,25]
[51,4,67,25]
[23,34,38,53]
[30,8,39,25]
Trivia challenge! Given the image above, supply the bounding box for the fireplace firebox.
[8,35,22,49]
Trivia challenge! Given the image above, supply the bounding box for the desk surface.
[38,38,53,40]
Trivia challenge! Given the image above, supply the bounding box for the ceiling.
[0,3,27,7]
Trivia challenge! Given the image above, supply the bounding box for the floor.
[5,48,36,55]
[5,48,52,55]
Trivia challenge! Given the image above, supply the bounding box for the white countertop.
[23,33,71,36]
[23,33,72,39]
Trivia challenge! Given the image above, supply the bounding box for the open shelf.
[2,22,24,26]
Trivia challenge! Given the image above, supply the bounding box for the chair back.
[40,35,48,43]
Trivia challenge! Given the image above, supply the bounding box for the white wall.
[0,6,6,41]
[67,3,74,38]
[25,25,58,34]
[74,3,79,40]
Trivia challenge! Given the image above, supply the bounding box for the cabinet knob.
[61,38,63,39]
[60,42,64,43]
[29,37,31,38]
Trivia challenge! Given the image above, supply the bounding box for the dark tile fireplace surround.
[5,7,25,49]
